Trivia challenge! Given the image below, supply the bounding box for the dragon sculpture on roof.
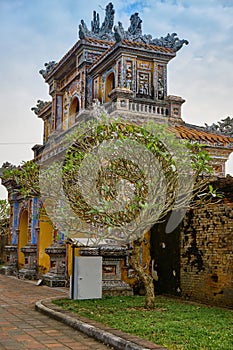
[79,2,188,52]
[205,117,233,137]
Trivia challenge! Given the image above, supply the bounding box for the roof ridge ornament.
[79,2,115,41]
[39,61,57,79]
[91,11,100,34]
[114,19,188,52]
[205,117,233,137]
[78,2,188,52]
[100,2,115,35]
[128,12,142,36]
[31,100,50,115]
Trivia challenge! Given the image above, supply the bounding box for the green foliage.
[0,199,9,237]
[1,160,40,197]
[54,295,233,350]
[62,119,214,232]
[0,199,10,221]
[186,142,213,174]
[62,120,179,230]
[0,118,216,238]
[197,184,224,200]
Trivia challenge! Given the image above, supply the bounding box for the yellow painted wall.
[122,231,151,287]
[18,210,29,269]
[67,243,72,277]
[105,72,115,102]
[98,76,103,102]
[67,245,81,278]
[37,214,53,274]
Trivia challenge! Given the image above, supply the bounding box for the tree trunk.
[129,237,155,309]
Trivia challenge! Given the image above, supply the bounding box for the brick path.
[0,275,111,349]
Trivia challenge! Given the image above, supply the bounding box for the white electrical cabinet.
[70,256,102,300]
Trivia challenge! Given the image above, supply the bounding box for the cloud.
[218,0,233,7]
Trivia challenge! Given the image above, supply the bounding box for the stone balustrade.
[129,102,169,117]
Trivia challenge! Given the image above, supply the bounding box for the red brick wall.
[180,177,233,308]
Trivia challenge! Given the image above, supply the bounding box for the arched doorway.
[18,210,29,269]
[69,96,80,127]
[105,72,115,102]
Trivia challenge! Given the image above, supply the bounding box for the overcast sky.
[0,0,233,199]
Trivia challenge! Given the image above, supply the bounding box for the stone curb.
[35,297,167,350]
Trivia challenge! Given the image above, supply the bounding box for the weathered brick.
[180,177,233,308]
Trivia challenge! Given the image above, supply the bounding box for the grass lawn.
[54,295,233,350]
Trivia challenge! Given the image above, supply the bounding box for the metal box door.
[72,256,102,300]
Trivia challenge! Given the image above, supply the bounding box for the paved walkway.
[0,275,111,350]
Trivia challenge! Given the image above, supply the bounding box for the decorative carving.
[125,60,133,89]
[79,2,115,41]
[117,60,122,87]
[100,2,115,35]
[31,100,50,115]
[39,61,57,79]
[114,21,125,42]
[138,72,150,95]
[157,64,165,99]
[91,11,100,34]
[128,12,142,36]
[205,117,233,136]
[79,3,188,52]
[79,19,91,39]
[86,51,100,63]
[152,32,189,52]
[115,21,188,52]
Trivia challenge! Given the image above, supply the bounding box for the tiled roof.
[35,101,52,118]
[45,37,113,81]
[121,40,174,54]
[45,41,81,81]
[88,45,116,71]
[172,125,233,146]
[89,39,174,72]
[84,37,114,47]
[45,34,174,79]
